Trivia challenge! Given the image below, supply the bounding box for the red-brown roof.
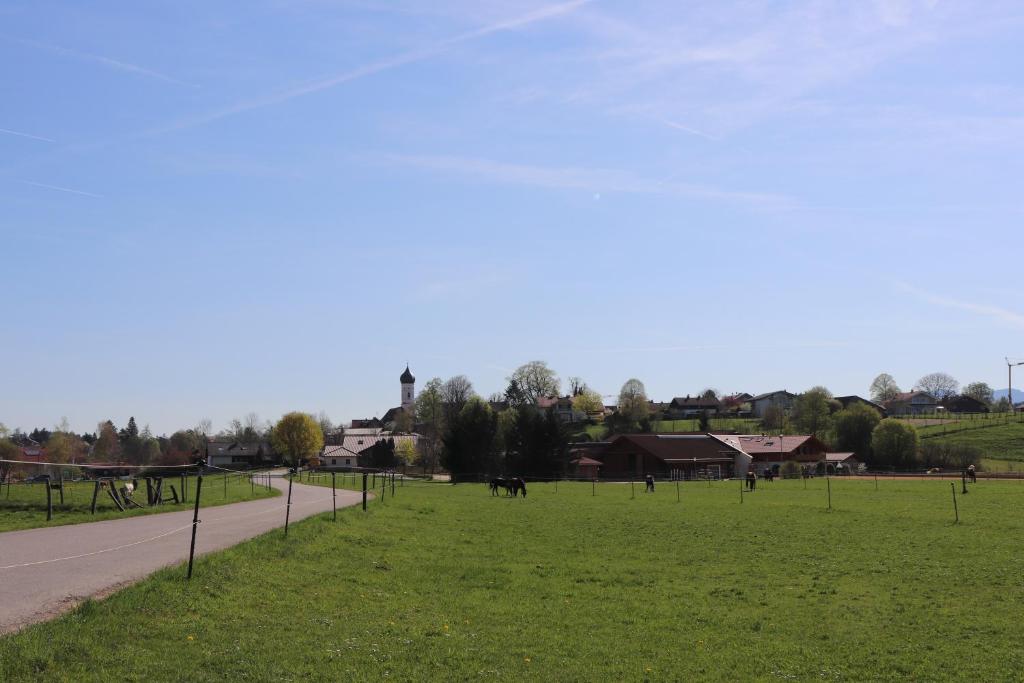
[604,434,743,463]
[710,434,827,461]
[571,456,603,466]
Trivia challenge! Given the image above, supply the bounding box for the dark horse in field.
[489,477,527,497]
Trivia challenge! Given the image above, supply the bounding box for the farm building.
[884,391,938,415]
[585,434,749,480]
[570,456,603,479]
[710,434,828,474]
[939,395,990,413]
[824,452,861,473]
[205,440,276,468]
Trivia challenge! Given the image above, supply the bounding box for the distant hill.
[992,388,1024,404]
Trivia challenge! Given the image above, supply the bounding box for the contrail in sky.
[153,0,591,134]
[16,179,103,198]
[17,38,198,88]
[0,127,55,142]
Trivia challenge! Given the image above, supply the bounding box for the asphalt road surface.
[0,474,363,634]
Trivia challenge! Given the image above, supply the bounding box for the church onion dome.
[400,365,415,383]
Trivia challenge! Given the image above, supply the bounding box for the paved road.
[0,474,363,634]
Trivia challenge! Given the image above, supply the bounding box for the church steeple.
[400,364,415,384]
[400,364,415,410]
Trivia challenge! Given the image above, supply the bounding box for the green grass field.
[3,476,1023,681]
[0,472,279,533]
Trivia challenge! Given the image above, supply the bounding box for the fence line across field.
[0,462,996,580]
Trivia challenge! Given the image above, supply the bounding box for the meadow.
[0,471,278,533]
[2,475,1023,681]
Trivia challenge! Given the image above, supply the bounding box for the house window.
[345,459,351,465]
[331,459,336,465]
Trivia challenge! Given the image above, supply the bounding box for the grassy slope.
[914,419,1024,463]
[0,473,278,533]
[3,478,1024,681]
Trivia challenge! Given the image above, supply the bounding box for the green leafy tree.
[93,421,122,461]
[572,389,604,416]
[395,439,417,466]
[416,377,445,472]
[871,420,919,470]
[366,438,397,469]
[505,407,567,478]
[833,403,882,460]
[441,397,497,482]
[0,438,20,482]
[791,387,833,437]
[270,412,324,467]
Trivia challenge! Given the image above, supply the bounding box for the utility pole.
[1006,358,1024,418]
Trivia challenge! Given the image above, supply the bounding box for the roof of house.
[571,456,604,466]
[670,396,722,409]
[888,391,936,403]
[750,390,795,402]
[604,433,745,464]
[710,434,827,460]
[322,445,364,459]
[834,395,887,411]
[206,441,269,457]
[342,433,419,454]
[825,452,858,462]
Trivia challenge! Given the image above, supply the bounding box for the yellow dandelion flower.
[187,635,194,641]
[524,657,531,663]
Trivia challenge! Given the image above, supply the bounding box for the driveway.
[0,474,363,634]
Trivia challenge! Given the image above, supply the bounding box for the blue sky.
[2,0,1023,435]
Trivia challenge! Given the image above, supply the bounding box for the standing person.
[645,473,655,493]
[750,469,756,491]
[968,464,977,483]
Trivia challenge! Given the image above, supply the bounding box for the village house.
[884,391,938,415]
[320,444,364,469]
[537,395,585,423]
[749,390,796,418]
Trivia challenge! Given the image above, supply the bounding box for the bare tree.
[315,411,334,438]
[508,361,560,403]
[700,388,720,401]
[963,381,994,404]
[195,418,213,440]
[618,378,649,422]
[441,375,475,423]
[869,373,901,402]
[914,372,959,400]
[568,376,586,397]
